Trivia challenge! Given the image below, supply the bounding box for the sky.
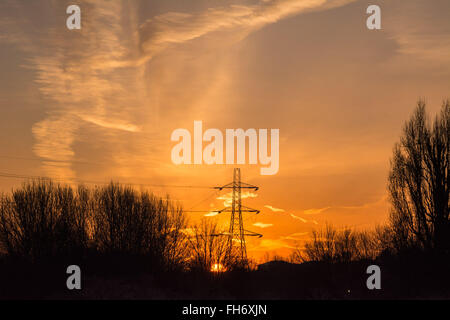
[0,0,450,260]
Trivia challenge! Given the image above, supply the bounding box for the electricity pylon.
[213,168,262,264]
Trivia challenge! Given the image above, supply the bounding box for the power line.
[0,155,98,166]
[0,171,216,189]
[184,189,221,212]
[183,210,219,213]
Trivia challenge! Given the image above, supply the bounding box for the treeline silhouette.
[0,181,246,298]
[289,224,383,264]
[0,182,187,269]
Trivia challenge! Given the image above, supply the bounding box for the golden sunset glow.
[1,0,450,263]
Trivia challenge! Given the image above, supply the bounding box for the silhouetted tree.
[0,180,89,261]
[187,219,228,272]
[291,224,379,263]
[0,180,188,271]
[91,183,188,269]
[303,224,337,263]
[186,219,246,272]
[388,100,450,253]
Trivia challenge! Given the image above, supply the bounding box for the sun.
[210,263,226,273]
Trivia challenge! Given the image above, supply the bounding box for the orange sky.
[1,0,450,261]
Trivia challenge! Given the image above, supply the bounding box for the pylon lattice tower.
[214,168,262,263]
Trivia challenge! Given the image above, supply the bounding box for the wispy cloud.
[0,0,358,181]
[290,213,307,223]
[1,0,148,179]
[31,115,79,179]
[217,191,258,207]
[384,1,450,73]
[204,211,220,217]
[339,196,388,210]
[253,222,274,228]
[81,116,141,133]
[137,0,357,62]
[302,206,330,215]
[255,238,296,250]
[264,205,285,212]
[300,196,387,216]
[290,213,318,224]
[281,232,309,240]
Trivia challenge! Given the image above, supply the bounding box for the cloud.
[2,0,149,179]
[299,197,387,216]
[253,222,274,228]
[264,205,285,212]
[204,211,219,217]
[217,191,258,207]
[256,238,296,250]
[303,206,330,215]
[281,232,309,240]
[339,195,388,210]
[31,115,79,179]
[384,0,450,73]
[1,0,358,181]
[137,0,357,62]
[290,213,318,224]
[81,116,141,133]
[290,213,307,223]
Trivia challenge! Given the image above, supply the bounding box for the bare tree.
[91,183,188,269]
[161,200,190,271]
[187,219,226,271]
[0,180,188,270]
[186,219,242,272]
[388,100,450,253]
[303,224,337,263]
[291,224,379,263]
[0,179,89,261]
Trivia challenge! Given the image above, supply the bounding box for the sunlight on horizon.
[210,263,226,273]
